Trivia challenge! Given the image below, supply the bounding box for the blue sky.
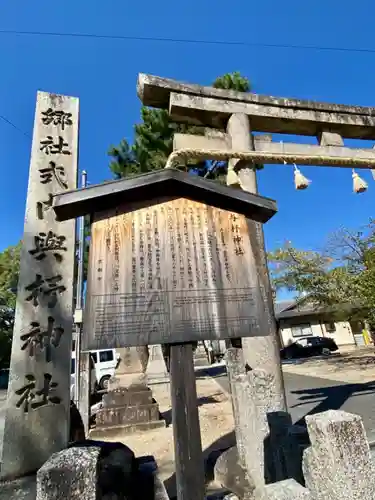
[1,0,375,281]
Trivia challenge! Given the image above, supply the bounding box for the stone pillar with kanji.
[0,92,79,481]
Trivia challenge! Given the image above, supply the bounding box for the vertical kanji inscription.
[0,91,79,481]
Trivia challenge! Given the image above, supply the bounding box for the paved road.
[2,368,375,450]
[198,366,375,441]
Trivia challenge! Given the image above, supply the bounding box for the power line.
[0,114,30,139]
[1,28,375,55]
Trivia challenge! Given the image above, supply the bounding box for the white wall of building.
[280,319,356,348]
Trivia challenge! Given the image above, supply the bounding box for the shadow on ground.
[163,364,375,498]
[282,352,375,369]
[164,430,236,500]
[195,365,227,379]
[291,379,375,427]
[161,395,221,427]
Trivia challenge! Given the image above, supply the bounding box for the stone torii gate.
[137,73,375,488]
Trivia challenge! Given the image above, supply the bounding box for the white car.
[70,352,97,400]
[71,348,119,397]
[90,348,120,390]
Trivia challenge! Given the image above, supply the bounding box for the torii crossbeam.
[138,73,375,172]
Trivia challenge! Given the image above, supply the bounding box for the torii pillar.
[137,74,288,487]
[226,112,285,411]
[226,113,287,485]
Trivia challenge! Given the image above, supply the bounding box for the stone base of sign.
[0,475,37,500]
[108,373,148,391]
[147,376,170,386]
[90,384,165,438]
[89,420,166,440]
[146,344,170,385]
[194,344,209,367]
[108,347,149,392]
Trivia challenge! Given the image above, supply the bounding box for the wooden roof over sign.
[53,168,277,223]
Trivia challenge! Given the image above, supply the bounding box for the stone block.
[102,386,153,407]
[318,130,344,147]
[36,446,100,499]
[96,403,160,427]
[0,475,36,500]
[173,132,230,151]
[265,412,304,484]
[303,410,375,500]
[37,440,153,499]
[0,91,79,481]
[89,419,166,440]
[95,441,137,498]
[146,344,169,385]
[214,446,254,499]
[255,479,312,500]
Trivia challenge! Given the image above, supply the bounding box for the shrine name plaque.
[83,197,268,349]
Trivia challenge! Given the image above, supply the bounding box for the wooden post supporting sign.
[170,343,205,500]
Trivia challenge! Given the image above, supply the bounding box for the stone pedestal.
[146,345,169,385]
[108,346,149,390]
[90,385,165,438]
[90,347,165,438]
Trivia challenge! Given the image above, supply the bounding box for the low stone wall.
[215,408,375,500]
[255,410,375,500]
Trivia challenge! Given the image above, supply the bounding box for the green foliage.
[268,220,375,323]
[0,243,21,369]
[212,72,251,92]
[0,243,21,308]
[108,108,205,179]
[0,307,13,369]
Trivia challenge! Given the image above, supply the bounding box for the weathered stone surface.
[255,479,312,500]
[173,132,230,152]
[36,446,100,499]
[102,386,153,407]
[37,440,166,499]
[96,383,165,436]
[146,345,169,385]
[138,72,375,118]
[96,403,160,427]
[69,400,85,443]
[225,348,247,467]
[225,113,286,493]
[152,474,170,500]
[173,129,375,170]
[95,441,137,499]
[318,130,344,147]
[0,475,36,499]
[265,412,304,484]
[77,351,91,435]
[1,91,79,481]
[303,410,375,500]
[169,91,375,138]
[89,419,166,440]
[214,446,254,499]
[108,347,149,390]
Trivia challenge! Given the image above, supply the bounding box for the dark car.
[280,336,339,360]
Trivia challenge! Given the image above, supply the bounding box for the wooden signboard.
[83,197,268,350]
